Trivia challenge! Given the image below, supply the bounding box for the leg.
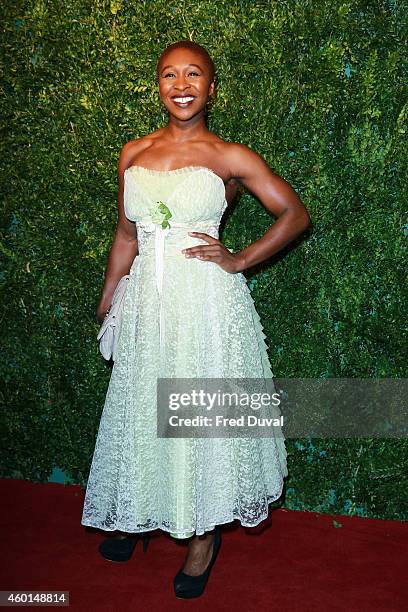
[181,529,216,576]
[173,527,222,598]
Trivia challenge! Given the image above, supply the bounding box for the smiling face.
[157,46,215,121]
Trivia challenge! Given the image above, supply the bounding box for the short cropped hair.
[156,40,215,82]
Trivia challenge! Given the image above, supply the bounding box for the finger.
[188,231,219,244]
[182,244,223,256]
[188,251,219,260]
[184,250,230,262]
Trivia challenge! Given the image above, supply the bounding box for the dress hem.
[81,480,286,539]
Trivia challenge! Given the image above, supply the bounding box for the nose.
[173,74,189,90]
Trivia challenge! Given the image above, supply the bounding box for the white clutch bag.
[97,274,130,361]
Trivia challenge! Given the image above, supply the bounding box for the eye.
[187,71,200,77]
[163,72,175,78]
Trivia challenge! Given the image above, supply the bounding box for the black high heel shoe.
[99,531,151,562]
[173,527,221,599]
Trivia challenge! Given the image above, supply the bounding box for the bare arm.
[96,141,139,322]
[228,144,311,271]
[184,144,311,273]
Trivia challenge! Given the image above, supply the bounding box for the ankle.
[173,527,221,597]
[189,530,215,547]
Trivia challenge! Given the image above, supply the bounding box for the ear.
[208,80,215,96]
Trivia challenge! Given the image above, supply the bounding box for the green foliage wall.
[1,0,407,520]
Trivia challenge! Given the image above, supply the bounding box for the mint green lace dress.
[81,166,288,539]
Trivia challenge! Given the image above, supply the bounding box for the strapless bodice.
[124,164,229,258]
[124,165,228,226]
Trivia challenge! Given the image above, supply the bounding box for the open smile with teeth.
[172,96,195,106]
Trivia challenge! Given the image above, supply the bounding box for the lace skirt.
[81,253,288,538]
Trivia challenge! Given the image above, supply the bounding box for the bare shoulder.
[118,129,165,173]
[216,141,306,220]
[219,141,274,181]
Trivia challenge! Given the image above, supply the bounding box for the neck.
[165,111,209,142]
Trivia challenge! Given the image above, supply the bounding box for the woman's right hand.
[96,299,112,324]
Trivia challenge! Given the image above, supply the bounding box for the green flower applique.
[150,200,172,229]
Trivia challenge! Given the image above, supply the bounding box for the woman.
[81,40,310,599]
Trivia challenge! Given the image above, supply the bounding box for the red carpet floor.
[0,478,407,611]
